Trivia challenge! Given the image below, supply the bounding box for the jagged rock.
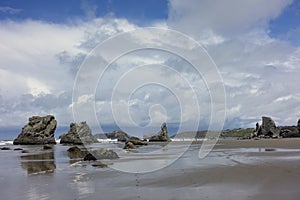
[83,149,119,160]
[60,122,97,145]
[123,141,136,149]
[261,116,280,138]
[252,122,262,138]
[13,115,57,145]
[149,123,171,142]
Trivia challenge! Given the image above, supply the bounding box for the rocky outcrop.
[149,123,171,142]
[252,117,300,139]
[13,115,57,145]
[279,126,300,138]
[261,116,280,137]
[105,131,130,142]
[60,122,97,145]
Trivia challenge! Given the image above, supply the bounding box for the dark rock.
[105,131,130,142]
[67,146,88,159]
[21,150,29,153]
[261,116,280,138]
[13,115,57,145]
[127,136,148,146]
[60,122,97,145]
[252,122,262,138]
[279,126,300,138]
[84,149,119,161]
[149,123,171,142]
[14,148,23,151]
[83,153,97,161]
[1,147,11,150]
[43,145,53,150]
[123,141,136,149]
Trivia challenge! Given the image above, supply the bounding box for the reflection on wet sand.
[21,151,56,174]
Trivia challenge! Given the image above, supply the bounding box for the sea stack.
[60,121,97,145]
[261,116,280,138]
[149,122,171,142]
[13,115,57,145]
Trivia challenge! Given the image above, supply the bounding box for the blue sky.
[0,0,168,24]
[1,0,300,137]
[0,0,299,43]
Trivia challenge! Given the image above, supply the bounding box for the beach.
[1,138,300,200]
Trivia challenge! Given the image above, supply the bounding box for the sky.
[1,0,300,136]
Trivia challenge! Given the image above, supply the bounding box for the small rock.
[124,141,136,149]
[43,145,53,150]
[1,147,11,150]
[14,148,23,151]
[83,153,97,161]
[83,149,119,160]
[21,150,29,153]
[67,146,88,159]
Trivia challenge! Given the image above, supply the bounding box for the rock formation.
[123,136,147,149]
[13,115,57,145]
[105,131,130,142]
[252,117,300,139]
[60,122,97,145]
[149,122,171,142]
[261,116,280,138]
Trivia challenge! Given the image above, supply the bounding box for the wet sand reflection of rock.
[21,151,56,174]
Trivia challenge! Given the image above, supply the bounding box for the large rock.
[261,116,280,138]
[279,126,300,138]
[105,131,130,142]
[13,115,57,145]
[149,122,171,142]
[60,122,97,145]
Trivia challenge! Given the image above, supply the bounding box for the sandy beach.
[1,138,300,200]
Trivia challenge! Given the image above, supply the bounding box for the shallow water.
[1,141,300,200]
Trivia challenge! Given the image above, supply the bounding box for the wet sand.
[1,138,300,200]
